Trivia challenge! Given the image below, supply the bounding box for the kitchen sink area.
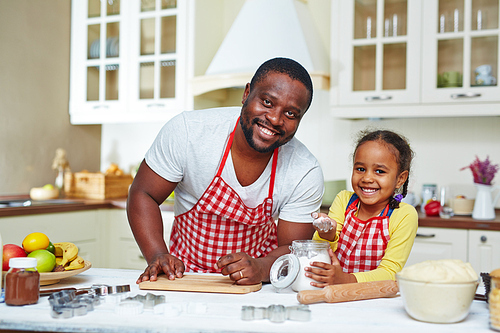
[0,199,84,208]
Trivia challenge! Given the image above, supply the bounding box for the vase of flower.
[472,183,500,220]
[461,156,499,220]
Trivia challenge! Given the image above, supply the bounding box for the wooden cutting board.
[139,274,262,294]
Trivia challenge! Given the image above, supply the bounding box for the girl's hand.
[311,212,337,242]
[304,248,356,287]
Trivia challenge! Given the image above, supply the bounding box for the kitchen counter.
[0,195,174,218]
[0,268,492,333]
[418,211,500,231]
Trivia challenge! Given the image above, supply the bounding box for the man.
[127,57,324,285]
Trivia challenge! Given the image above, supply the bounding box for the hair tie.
[394,194,403,202]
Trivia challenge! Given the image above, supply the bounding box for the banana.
[65,256,85,270]
[53,242,79,266]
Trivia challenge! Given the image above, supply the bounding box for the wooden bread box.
[64,171,133,199]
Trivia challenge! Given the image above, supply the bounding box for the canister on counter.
[421,184,437,213]
[270,240,330,292]
[490,268,500,331]
[5,257,40,306]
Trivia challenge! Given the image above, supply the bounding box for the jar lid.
[291,240,330,251]
[269,254,300,290]
[9,257,38,269]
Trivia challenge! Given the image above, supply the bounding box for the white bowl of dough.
[396,259,479,324]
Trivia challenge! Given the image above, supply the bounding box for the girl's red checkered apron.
[336,194,392,273]
[169,118,279,272]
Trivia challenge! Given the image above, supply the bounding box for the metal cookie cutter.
[91,284,131,303]
[48,290,101,319]
[91,284,131,296]
[123,293,166,310]
[241,304,311,323]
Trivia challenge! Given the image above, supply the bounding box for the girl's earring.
[394,188,403,202]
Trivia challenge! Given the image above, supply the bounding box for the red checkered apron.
[169,118,279,272]
[336,195,391,273]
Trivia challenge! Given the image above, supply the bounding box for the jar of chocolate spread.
[5,257,40,306]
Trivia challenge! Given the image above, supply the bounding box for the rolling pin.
[297,280,399,304]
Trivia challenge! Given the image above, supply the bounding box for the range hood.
[191,0,330,96]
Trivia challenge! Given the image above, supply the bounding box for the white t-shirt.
[145,107,324,223]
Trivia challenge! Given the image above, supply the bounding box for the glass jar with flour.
[270,240,331,292]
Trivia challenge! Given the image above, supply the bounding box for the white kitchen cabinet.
[468,229,500,275]
[421,0,500,105]
[69,0,191,124]
[405,227,468,267]
[105,208,174,270]
[331,0,500,118]
[0,210,107,268]
[333,0,422,107]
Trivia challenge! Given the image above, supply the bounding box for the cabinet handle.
[365,95,392,102]
[93,105,109,109]
[450,93,481,99]
[480,235,487,243]
[416,233,436,238]
[147,103,165,108]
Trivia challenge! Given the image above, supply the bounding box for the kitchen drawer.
[405,227,468,267]
[468,230,500,275]
[106,209,174,269]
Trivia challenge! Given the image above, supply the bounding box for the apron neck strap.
[217,117,279,198]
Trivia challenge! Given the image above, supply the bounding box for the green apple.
[27,249,56,272]
[42,184,54,190]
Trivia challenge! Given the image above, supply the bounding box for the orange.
[22,232,50,254]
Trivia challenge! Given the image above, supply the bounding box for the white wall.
[100,123,165,174]
[0,1,101,195]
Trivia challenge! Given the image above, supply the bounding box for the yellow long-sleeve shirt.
[313,190,418,283]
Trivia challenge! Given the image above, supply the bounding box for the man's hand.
[214,252,265,285]
[136,253,185,284]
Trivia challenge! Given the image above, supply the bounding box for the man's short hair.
[250,57,313,111]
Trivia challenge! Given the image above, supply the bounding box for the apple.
[2,244,27,271]
[42,184,54,190]
[27,249,56,272]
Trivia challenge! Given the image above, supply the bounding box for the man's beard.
[240,114,287,154]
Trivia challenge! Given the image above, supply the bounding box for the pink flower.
[460,156,499,185]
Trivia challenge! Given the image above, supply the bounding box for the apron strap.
[216,117,240,177]
[345,193,393,217]
[216,117,279,199]
[268,148,279,198]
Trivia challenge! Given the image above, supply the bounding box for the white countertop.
[0,268,492,333]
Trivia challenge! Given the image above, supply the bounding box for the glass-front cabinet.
[70,0,189,124]
[331,0,500,118]
[334,0,421,106]
[422,0,500,103]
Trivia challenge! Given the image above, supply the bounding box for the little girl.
[307,129,418,286]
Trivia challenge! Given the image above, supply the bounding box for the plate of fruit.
[2,232,92,286]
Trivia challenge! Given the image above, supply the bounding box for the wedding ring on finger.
[239,270,244,279]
